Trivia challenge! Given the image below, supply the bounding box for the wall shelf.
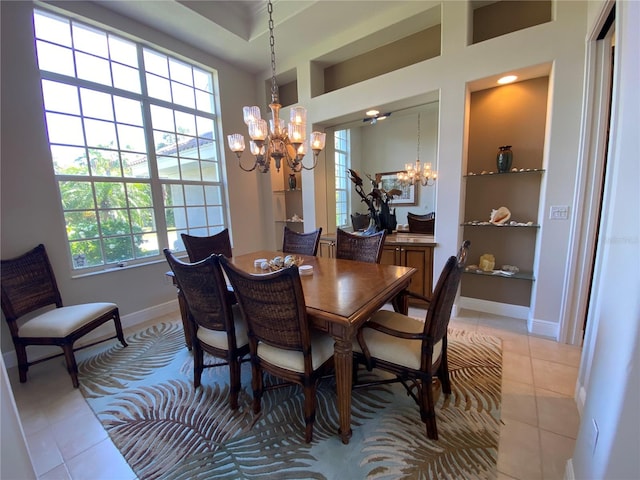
[461,222,540,228]
[464,168,545,178]
[463,269,535,281]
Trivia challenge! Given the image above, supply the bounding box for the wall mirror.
[317,97,439,234]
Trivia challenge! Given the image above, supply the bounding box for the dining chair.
[219,255,335,443]
[181,229,232,262]
[350,212,371,232]
[407,212,435,234]
[335,228,386,263]
[0,244,127,388]
[164,249,249,410]
[352,240,471,440]
[282,226,323,256]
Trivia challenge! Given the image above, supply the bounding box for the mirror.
[321,101,439,233]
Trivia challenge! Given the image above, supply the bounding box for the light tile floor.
[7,308,582,480]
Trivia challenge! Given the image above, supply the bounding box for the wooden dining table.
[230,250,416,444]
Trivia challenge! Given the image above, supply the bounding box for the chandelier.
[397,113,437,187]
[227,0,326,173]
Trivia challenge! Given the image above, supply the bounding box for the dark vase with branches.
[348,169,399,234]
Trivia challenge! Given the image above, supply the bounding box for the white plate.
[299,265,313,276]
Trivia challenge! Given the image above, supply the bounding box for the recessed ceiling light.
[365,109,380,117]
[498,75,518,85]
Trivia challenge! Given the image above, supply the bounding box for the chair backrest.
[219,256,312,360]
[181,229,232,262]
[163,249,234,335]
[421,240,470,361]
[350,212,371,231]
[335,228,386,263]
[282,226,323,256]
[1,244,62,332]
[407,212,435,234]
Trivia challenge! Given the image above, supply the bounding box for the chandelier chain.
[417,113,421,160]
[268,0,278,102]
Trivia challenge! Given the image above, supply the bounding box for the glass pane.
[51,145,88,175]
[130,207,155,230]
[112,64,141,93]
[127,183,153,208]
[156,156,180,179]
[117,124,146,152]
[122,152,149,178]
[100,209,130,235]
[143,49,168,77]
[163,184,184,206]
[195,116,215,138]
[204,185,222,204]
[70,239,103,268]
[42,81,79,114]
[206,206,224,225]
[180,159,200,181]
[199,141,218,162]
[75,52,112,86]
[89,149,121,177]
[193,68,212,93]
[96,182,126,208]
[134,233,158,258]
[46,113,84,145]
[34,11,72,46]
[109,36,138,67]
[184,185,204,205]
[165,207,185,229]
[36,41,75,76]
[65,211,99,240]
[150,106,175,132]
[186,206,206,227]
[80,89,114,121]
[103,235,133,263]
[195,90,215,114]
[168,230,184,251]
[59,181,94,209]
[84,118,117,149]
[171,81,195,108]
[114,97,143,126]
[146,74,171,102]
[169,58,192,85]
[201,161,218,181]
[174,111,196,136]
[177,136,199,159]
[72,23,108,57]
[154,130,176,151]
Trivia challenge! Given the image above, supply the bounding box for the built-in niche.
[471,0,552,45]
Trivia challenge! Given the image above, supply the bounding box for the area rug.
[77,321,502,479]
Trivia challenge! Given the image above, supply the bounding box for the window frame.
[334,129,351,229]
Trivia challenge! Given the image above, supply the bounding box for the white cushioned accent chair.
[353,240,471,440]
[1,244,127,388]
[219,255,334,443]
[164,249,249,410]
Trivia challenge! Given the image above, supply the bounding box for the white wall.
[570,1,640,478]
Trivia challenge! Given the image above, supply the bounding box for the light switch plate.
[549,205,569,220]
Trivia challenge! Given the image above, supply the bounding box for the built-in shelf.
[273,188,302,194]
[461,222,540,228]
[464,168,545,178]
[463,269,535,281]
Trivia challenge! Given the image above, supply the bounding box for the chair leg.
[228,356,241,410]
[438,350,452,395]
[15,344,28,383]
[62,344,80,388]
[193,345,203,388]
[303,383,317,443]
[113,311,128,348]
[251,362,263,415]
[420,380,438,440]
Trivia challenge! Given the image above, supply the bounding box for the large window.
[33,9,227,270]
[334,129,351,228]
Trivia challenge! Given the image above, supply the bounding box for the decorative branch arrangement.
[348,169,402,234]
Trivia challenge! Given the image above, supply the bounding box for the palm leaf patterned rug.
[77,321,502,479]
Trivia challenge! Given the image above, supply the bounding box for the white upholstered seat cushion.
[196,304,249,350]
[257,330,334,373]
[18,302,117,338]
[353,310,442,370]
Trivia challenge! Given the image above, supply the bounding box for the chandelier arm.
[300,155,319,171]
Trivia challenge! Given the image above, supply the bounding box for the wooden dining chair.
[0,244,127,388]
[335,228,386,263]
[181,229,232,262]
[282,226,323,256]
[164,249,249,410]
[219,256,334,443]
[407,212,435,235]
[350,212,371,232]
[352,240,471,440]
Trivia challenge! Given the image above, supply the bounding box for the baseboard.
[576,383,587,416]
[564,458,576,480]
[458,296,529,319]
[528,317,561,339]
[2,300,180,370]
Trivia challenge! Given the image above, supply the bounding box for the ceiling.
[93,0,441,75]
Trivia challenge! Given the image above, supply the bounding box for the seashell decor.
[490,206,511,225]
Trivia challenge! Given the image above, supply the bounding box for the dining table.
[230,250,416,444]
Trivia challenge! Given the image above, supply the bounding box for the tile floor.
[7,307,582,480]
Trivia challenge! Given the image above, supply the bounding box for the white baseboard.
[528,317,561,339]
[576,383,587,416]
[458,296,530,319]
[564,458,575,480]
[2,300,180,369]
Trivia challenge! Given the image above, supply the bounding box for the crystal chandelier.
[227,0,326,173]
[397,113,437,187]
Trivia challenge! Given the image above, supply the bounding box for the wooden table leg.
[333,337,353,444]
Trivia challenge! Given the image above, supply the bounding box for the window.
[33,9,227,270]
[334,129,351,228]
